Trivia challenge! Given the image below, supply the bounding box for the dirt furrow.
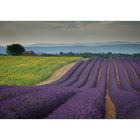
[105,62,117,119]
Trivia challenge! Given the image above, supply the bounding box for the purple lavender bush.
[51,60,84,85]
[115,60,135,92]
[0,86,78,119]
[47,89,105,119]
[71,59,96,88]
[122,60,140,91]
[83,60,102,88]
[60,59,91,86]
[109,60,140,119]
[47,59,107,119]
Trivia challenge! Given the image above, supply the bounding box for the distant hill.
[24,42,140,54]
[28,41,140,47]
[0,42,140,54]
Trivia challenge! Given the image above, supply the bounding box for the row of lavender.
[109,59,140,118]
[47,59,107,119]
[0,58,140,118]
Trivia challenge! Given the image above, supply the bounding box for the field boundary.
[36,62,78,85]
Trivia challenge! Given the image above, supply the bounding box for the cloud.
[0,21,140,45]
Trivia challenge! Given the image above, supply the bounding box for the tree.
[60,52,64,55]
[6,44,25,56]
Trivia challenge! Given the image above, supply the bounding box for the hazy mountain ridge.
[0,42,140,54]
[25,43,140,54]
[26,41,140,47]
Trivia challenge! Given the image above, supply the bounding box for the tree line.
[4,43,140,58]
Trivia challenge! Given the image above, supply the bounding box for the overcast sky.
[0,21,140,45]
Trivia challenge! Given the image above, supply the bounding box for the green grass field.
[0,56,82,85]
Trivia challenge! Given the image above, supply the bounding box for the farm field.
[0,56,82,85]
[0,57,140,119]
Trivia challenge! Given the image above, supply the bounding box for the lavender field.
[0,58,140,119]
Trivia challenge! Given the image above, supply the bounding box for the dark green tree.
[6,44,25,56]
[60,52,64,55]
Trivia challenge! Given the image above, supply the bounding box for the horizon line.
[1,41,140,46]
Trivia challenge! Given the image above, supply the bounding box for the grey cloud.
[0,21,140,45]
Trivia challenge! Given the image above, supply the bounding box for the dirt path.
[105,63,117,119]
[37,62,77,85]
[105,93,117,119]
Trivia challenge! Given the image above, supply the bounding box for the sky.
[0,21,140,45]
